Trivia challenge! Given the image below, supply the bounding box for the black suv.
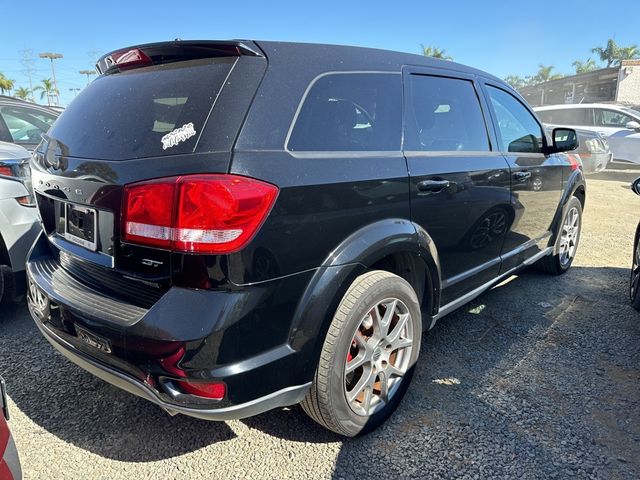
[26,40,584,436]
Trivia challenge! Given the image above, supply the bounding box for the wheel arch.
[288,218,442,382]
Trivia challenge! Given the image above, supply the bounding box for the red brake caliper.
[346,340,356,362]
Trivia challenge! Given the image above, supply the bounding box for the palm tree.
[592,39,620,67]
[592,39,639,67]
[532,64,563,85]
[14,87,32,100]
[618,45,640,63]
[504,75,527,89]
[0,73,15,95]
[572,58,598,74]
[420,45,453,61]
[33,78,58,106]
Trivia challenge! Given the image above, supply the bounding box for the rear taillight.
[567,154,581,171]
[0,158,35,206]
[122,174,278,254]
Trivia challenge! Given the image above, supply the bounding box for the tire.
[630,225,640,311]
[300,270,421,437]
[0,265,14,306]
[536,196,582,275]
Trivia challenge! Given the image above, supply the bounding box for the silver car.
[544,125,612,174]
[535,103,640,165]
[0,141,40,304]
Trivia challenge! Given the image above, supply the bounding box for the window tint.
[405,75,489,152]
[487,86,543,153]
[288,73,402,151]
[536,108,588,126]
[0,106,56,144]
[48,57,236,160]
[596,109,633,127]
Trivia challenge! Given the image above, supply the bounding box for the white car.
[534,103,640,165]
[0,141,40,304]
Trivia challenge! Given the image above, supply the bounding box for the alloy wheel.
[343,298,414,417]
[558,206,580,267]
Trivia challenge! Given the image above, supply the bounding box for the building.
[518,59,640,107]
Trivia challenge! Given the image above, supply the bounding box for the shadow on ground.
[1,265,638,477]
[328,266,640,478]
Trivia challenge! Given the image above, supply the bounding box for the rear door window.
[287,73,402,151]
[536,108,588,126]
[595,109,634,127]
[404,74,490,152]
[486,86,544,153]
[48,57,236,160]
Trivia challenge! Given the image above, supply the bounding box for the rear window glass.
[48,57,236,160]
[287,73,402,152]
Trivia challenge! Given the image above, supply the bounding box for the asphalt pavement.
[1,167,639,479]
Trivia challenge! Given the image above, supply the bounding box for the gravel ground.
[1,169,639,479]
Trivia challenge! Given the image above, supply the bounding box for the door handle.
[417,179,451,193]
[514,171,531,181]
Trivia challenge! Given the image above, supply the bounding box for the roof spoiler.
[96,40,263,74]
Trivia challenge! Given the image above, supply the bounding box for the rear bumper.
[26,232,316,420]
[33,316,309,420]
[0,429,21,480]
[580,152,612,174]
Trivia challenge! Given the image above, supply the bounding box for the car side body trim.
[431,246,553,327]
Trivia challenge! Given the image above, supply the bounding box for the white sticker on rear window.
[161,122,197,150]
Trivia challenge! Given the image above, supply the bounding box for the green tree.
[33,78,58,105]
[420,44,453,61]
[572,58,599,74]
[592,38,620,67]
[13,86,32,100]
[618,45,640,63]
[504,75,527,89]
[0,73,15,94]
[532,64,563,84]
[592,39,639,67]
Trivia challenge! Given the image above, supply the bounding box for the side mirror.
[632,177,640,196]
[550,128,578,153]
[625,121,640,131]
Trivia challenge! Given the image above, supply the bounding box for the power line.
[19,49,35,101]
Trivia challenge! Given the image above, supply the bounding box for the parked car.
[26,40,584,436]
[46,106,65,114]
[0,142,39,305]
[534,103,640,165]
[543,125,611,174]
[0,96,58,151]
[631,177,640,311]
[0,376,21,480]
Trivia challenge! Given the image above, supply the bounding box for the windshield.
[620,107,640,119]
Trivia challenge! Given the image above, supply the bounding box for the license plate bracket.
[64,203,97,251]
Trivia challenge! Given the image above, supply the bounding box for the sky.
[1,0,639,106]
